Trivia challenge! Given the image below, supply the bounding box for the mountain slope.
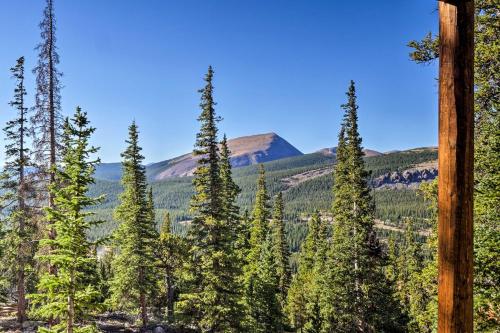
[150,132,303,180]
[95,133,303,181]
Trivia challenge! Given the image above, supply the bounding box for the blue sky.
[0,0,438,163]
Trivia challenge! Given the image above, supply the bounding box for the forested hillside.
[88,147,438,245]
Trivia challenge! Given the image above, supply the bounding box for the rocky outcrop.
[372,168,438,188]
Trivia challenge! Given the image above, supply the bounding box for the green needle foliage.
[154,212,187,322]
[246,165,271,266]
[270,192,290,314]
[178,67,244,332]
[29,108,102,333]
[0,56,37,323]
[322,81,404,332]
[219,135,242,250]
[190,66,223,221]
[243,165,284,332]
[395,219,423,332]
[110,122,157,327]
[287,211,326,333]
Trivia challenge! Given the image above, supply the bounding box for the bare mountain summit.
[149,133,303,180]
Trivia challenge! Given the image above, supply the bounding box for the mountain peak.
[150,132,303,180]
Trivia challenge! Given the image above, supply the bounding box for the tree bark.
[140,291,147,327]
[166,275,174,322]
[17,64,27,324]
[438,1,474,332]
[67,271,75,333]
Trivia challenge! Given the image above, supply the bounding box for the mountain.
[93,162,122,181]
[95,133,303,181]
[318,147,383,157]
[150,132,303,180]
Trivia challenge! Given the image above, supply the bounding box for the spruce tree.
[110,122,157,327]
[190,66,222,220]
[287,211,328,333]
[247,164,271,265]
[219,135,241,246]
[178,67,244,332]
[324,81,402,332]
[154,212,186,322]
[384,233,398,285]
[395,219,423,331]
[243,165,283,331]
[408,180,438,332]
[29,108,102,333]
[252,234,282,333]
[0,57,36,323]
[270,192,290,313]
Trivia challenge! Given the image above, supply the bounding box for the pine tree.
[395,219,422,330]
[270,192,290,313]
[243,165,283,332]
[31,0,63,225]
[247,165,271,265]
[324,81,403,332]
[287,212,324,333]
[253,234,282,333]
[29,108,102,333]
[190,66,222,220]
[178,67,244,332]
[309,213,328,333]
[154,212,186,322]
[0,57,37,323]
[409,180,438,333]
[110,122,157,327]
[384,233,398,285]
[219,135,242,246]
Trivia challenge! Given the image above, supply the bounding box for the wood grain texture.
[438,1,474,332]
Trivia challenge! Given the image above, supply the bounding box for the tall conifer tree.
[270,192,290,313]
[287,212,325,333]
[178,67,244,332]
[247,165,270,266]
[0,57,36,323]
[219,135,241,244]
[110,122,157,327]
[323,81,402,332]
[155,213,186,322]
[244,165,284,331]
[396,219,423,332]
[29,108,102,333]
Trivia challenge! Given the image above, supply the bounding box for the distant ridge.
[318,147,383,157]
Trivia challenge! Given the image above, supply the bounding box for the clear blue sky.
[0,0,438,163]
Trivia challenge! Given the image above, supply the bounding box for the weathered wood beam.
[438,1,474,332]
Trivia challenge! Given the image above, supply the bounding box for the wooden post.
[438,1,474,332]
